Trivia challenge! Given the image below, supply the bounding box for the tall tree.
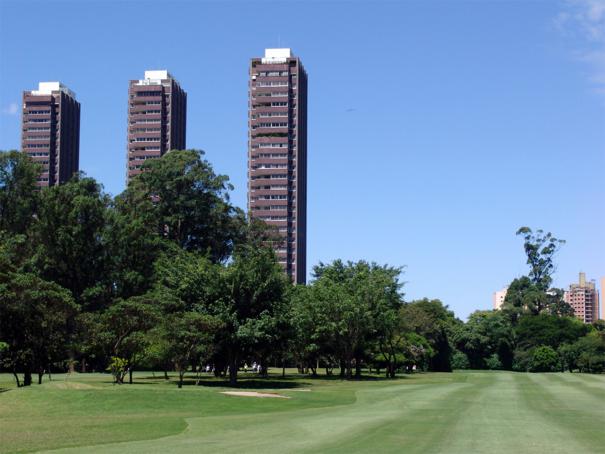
[0,268,76,386]
[0,150,40,235]
[401,299,459,372]
[124,150,241,262]
[516,227,565,292]
[33,174,111,310]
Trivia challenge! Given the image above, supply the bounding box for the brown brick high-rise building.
[248,49,308,284]
[127,70,187,181]
[21,82,80,188]
[564,272,600,323]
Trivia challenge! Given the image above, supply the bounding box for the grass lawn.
[1,370,604,453]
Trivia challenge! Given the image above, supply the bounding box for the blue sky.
[1,0,603,319]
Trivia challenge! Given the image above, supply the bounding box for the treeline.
[1,150,603,388]
[0,149,453,388]
[451,228,605,373]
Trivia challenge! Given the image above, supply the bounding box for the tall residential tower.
[564,272,601,323]
[248,49,308,284]
[21,82,80,188]
[127,70,187,181]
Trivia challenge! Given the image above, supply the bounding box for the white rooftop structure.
[31,81,76,99]
[136,70,173,86]
[262,48,292,64]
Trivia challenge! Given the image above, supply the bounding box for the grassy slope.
[1,371,604,453]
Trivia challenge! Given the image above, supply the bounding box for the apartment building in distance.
[493,287,508,310]
[127,70,187,181]
[564,272,601,323]
[248,48,308,284]
[21,82,80,188]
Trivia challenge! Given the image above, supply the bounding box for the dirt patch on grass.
[48,382,97,390]
[220,391,290,399]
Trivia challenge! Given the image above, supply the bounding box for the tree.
[105,193,163,299]
[575,331,605,373]
[309,260,405,378]
[0,270,76,386]
[515,314,588,351]
[88,296,160,383]
[213,245,289,385]
[0,150,40,235]
[163,312,222,388]
[33,174,111,310]
[124,150,241,262]
[401,299,459,371]
[453,310,514,369]
[530,345,558,372]
[516,227,565,292]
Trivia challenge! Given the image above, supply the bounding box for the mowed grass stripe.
[520,373,605,453]
[43,376,476,453]
[2,372,605,453]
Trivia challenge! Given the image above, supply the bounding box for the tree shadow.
[189,375,311,389]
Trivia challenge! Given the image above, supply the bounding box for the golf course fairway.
[1,370,604,453]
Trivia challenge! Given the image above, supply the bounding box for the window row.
[252,163,288,169]
[250,174,288,180]
[251,153,288,159]
[256,81,289,87]
[257,71,289,77]
[133,137,161,142]
[253,194,288,200]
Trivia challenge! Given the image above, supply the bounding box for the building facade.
[493,287,508,310]
[21,82,80,188]
[248,49,308,284]
[127,70,187,181]
[564,272,600,323]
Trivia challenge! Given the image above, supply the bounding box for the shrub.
[486,354,502,370]
[530,345,558,372]
[451,351,470,370]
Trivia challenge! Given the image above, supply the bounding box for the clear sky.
[1,0,603,319]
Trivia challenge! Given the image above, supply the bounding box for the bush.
[530,345,558,372]
[512,348,532,372]
[486,354,502,370]
[451,351,470,370]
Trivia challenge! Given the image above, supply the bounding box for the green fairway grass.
[1,370,604,453]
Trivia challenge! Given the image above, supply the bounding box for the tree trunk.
[12,371,21,387]
[355,359,362,379]
[38,371,43,385]
[178,371,184,389]
[23,369,32,387]
[164,369,169,380]
[129,368,133,384]
[229,359,238,386]
[81,358,87,373]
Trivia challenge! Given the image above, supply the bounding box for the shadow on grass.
[91,371,414,387]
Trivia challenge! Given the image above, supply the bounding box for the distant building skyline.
[21,82,80,188]
[247,48,307,284]
[126,70,187,182]
[564,272,600,324]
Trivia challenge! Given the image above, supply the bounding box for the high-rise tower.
[21,82,80,188]
[564,272,600,323]
[127,70,187,181]
[248,49,308,284]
